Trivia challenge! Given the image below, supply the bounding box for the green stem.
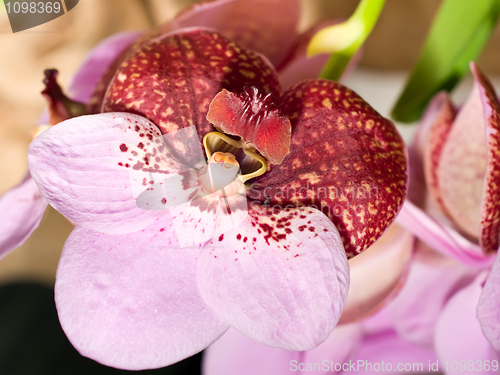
[311,0,386,81]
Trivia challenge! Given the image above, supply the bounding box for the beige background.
[0,0,499,285]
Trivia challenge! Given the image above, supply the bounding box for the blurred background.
[0,0,499,372]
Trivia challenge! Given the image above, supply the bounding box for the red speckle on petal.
[219,234,224,241]
[236,234,242,240]
[119,144,128,152]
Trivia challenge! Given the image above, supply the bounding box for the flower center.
[198,151,240,194]
[203,131,268,184]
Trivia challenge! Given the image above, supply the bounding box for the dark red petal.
[472,63,500,254]
[87,25,172,114]
[421,92,456,218]
[207,87,291,164]
[172,0,300,68]
[103,28,281,142]
[251,80,407,258]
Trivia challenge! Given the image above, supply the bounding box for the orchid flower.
[395,62,500,368]
[0,0,351,261]
[8,0,407,371]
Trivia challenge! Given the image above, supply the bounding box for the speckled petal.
[203,328,300,375]
[68,31,144,104]
[252,79,407,257]
[393,260,475,347]
[55,216,228,370]
[27,112,181,234]
[0,173,48,260]
[172,0,300,68]
[169,183,249,248]
[421,92,456,217]
[197,204,349,350]
[339,223,413,324]
[103,28,282,152]
[477,252,500,352]
[396,201,493,267]
[435,272,497,373]
[472,63,500,254]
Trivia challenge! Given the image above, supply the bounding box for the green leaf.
[392,0,500,123]
[307,0,385,82]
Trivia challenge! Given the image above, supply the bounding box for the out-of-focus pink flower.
[396,62,500,370]
[25,0,409,371]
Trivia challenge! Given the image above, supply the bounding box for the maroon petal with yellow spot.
[251,80,407,258]
[207,87,291,164]
[103,28,281,142]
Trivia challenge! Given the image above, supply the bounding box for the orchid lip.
[202,131,268,183]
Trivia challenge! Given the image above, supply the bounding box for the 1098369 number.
[5,2,61,14]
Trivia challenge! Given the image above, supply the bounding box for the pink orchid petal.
[172,0,300,68]
[396,201,494,267]
[68,31,144,104]
[437,63,500,254]
[352,331,438,374]
[421,92,456,217]
[204,324,362,375]
[477,252,500,352]
[197,205,349,350]
[393,260,475,348]
[406,92,454,207]
[55,215,228,370]
[438,81,485,239]
[339,223,413,324]
[203,328,300,375]
[302,323,363,374]
[169,190,248,248]
[27,112,182,234]
[471,63,500,254]
[0,173,48,260]
[435,271,497,373]
[362,302,396,336]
